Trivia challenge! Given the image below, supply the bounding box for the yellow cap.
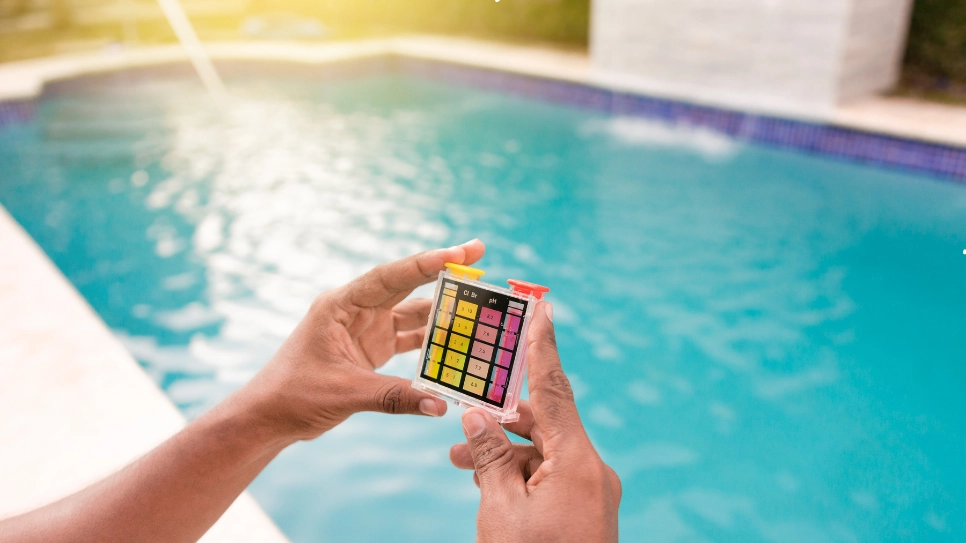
[444,262,485,281]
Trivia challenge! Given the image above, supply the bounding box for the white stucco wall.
[590,0,914,119]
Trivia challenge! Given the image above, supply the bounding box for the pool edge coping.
[0,205,290,542]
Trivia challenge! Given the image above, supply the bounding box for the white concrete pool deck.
[0,208,289,539]
[0,35,964,540]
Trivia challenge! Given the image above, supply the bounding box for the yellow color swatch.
[441,366,462,387]
[448,333,470,353]
[429,344,443,363]
[444,350,466,370]
[436,311,452,329]
[452,316,474,336]
[424,358,441,379]
[456,300,478,320]
[432,327,448,346]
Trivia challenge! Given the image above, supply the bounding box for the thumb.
[462,408,525,494]
[359,373,448,417]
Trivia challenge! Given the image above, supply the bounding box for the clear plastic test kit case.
[412,262,549,423]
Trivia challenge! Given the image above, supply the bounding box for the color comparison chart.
[421,280,528,407]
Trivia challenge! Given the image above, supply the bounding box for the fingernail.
[462,410,487,438]
[419,399,441,417]
[544,302,553,322]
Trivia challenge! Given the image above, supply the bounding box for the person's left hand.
[232,239,486,443]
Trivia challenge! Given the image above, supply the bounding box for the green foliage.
[256,0,590,46]
[0,0,589,64]
[903,0,966,82]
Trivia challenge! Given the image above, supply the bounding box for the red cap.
[507,279,550,300]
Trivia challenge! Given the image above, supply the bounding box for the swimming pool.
[1,69,964,542]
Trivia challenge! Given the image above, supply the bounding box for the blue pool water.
[1,72,965,542]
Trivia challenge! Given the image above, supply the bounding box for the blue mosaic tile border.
[395,56,966,183]
[0,99,35,126]
[1,54,965,182]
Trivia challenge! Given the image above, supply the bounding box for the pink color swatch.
[479,307,502,327]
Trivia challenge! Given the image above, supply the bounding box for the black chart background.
[421,278,528,408]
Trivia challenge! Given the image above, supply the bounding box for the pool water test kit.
[412,263,549,423]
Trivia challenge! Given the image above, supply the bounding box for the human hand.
[0,239,487,543]
[232,239,486,443]
[449,302,621,542]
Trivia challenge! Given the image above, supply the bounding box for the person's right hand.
[449,302,621,542]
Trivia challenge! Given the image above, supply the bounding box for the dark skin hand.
[449,302,622,542]
[0,240,485,543]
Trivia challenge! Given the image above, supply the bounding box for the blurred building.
[591,0,915,118]
[0,0,922,118]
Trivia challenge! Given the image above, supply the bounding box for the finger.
[450,443,475,469]
[502,401,545,453]
[526,302,585,443]
[502,400,535,440]
[356,373,447,417]
[450,442,545,481]
[344,239,486,310]
[462,408,525,495]
[392,298,432,331]
[514,445,545,482]
[395,327,426,354]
